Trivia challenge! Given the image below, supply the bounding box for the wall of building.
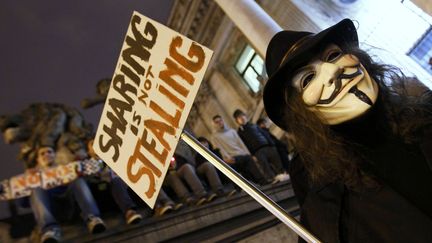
[288,0,432,85]
[412,0,432,16]
[167,0,432,141]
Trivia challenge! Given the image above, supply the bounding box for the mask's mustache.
[317,65,363,105]
[338,65,362,79]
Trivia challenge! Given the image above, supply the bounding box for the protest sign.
[0,159,103,200]
[93,11,213,208]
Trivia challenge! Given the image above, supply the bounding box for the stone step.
[64,181,297,242]
[165,198,300,243]
[1,181,298,242]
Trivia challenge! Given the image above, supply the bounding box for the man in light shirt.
[211,115,266,185]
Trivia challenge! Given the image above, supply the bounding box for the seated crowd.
[27,110,292,243]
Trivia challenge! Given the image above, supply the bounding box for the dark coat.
[195,147,222,168]
[237,122,274,154]
[289,127,432,243]
[261,127,291,168]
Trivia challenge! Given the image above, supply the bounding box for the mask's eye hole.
[325,49,343,62]
[301,72,315,89]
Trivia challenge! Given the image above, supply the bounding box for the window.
[409,26,432,75]
[235,45,264,93]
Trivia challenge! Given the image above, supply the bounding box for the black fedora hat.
[263,19,358,131]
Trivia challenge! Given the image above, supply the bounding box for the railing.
[181,131,321,243]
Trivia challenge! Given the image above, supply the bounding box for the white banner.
[0,159,102,200]
[94,11,213,208]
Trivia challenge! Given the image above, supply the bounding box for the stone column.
[214,0,286,139]
[214,0,282,58]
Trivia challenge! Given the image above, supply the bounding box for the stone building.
[167,0,432,142]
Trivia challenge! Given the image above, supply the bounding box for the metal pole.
[180,131,321,243]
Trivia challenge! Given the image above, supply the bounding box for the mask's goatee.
[349,85,373,105]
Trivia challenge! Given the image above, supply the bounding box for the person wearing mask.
[263,18,432,242]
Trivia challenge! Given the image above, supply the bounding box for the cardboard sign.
[41,163,80,188]
[10,173,36,198]
[0,159,103,200]
[93,11,213,208]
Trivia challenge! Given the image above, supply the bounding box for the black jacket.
[290,116,432,242]
[261,127,290,167]
[291,155,432,243]
[237,122,274,154]
[195,148,222,168]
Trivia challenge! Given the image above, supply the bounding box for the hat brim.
[263,19,358,130]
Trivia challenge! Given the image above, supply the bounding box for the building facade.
[167,0,432,141]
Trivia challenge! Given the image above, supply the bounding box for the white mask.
[292,44,379,125]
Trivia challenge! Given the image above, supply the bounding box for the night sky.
[0,0,173,219]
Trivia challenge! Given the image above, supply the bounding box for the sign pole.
[180,131,321,243]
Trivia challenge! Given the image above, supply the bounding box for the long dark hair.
[282,46,432,189]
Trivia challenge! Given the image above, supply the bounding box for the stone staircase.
[2,181,300,242]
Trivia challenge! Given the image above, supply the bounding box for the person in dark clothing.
[233,109,289,183]
[167,140,222,205]
[263,18,432,242]
[86,138,142,225]
[195,137,223,166]
[256,118,291,171]
[196,136,236,197]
